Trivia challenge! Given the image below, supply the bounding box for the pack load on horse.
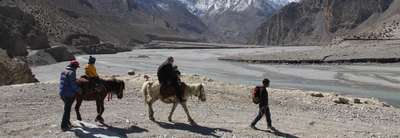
[157,57,184,102]
[142,75,206,125]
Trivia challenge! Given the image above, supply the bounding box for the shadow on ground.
[255,127,299,138]
[71,121,148,138]
[155,121,232,137]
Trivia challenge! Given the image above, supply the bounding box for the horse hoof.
[95,117,104,123]
[149,117,155,122]
[77,117,82,121]
[168,118,173,122]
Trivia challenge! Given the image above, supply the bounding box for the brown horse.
[75,77,125,123]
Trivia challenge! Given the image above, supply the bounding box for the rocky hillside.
[0,49,37,86]
[179,0,298,44]
[0,6,50,57]
[0,0,298,46]
[252,0,396,45]
[0,0,205,49]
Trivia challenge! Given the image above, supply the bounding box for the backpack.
[252,86,262,104]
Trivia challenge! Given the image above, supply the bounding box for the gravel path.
[1,74,399,137]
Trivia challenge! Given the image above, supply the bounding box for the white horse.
[142,79,206,125]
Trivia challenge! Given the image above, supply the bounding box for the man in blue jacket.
[59,60,80,131]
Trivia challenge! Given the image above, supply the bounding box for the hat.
[69,60,80,68]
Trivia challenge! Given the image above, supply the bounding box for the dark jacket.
[59,67,79,97]
[157,60,175,84]
[258,86,269,107]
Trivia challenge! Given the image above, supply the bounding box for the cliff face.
[252,0,394,45]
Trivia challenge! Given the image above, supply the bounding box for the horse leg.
[95,100,105,123]
[75,98,83,121]
[181,102,196,125]
[168,102,178,122]
[99,101,105,123]
[147,97,158,122]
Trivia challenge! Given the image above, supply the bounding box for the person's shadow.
[254,127,299,138]
[70,121,148,138]
[155,121,232,137]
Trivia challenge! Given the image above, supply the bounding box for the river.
[32,47,400,106]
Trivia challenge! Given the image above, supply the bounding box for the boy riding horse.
[84,56,101,93]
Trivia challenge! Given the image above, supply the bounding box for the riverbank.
[1,74,399,137]
[219,41,400,64]
[141,41,265,49]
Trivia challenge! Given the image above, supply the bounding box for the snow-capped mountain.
[175,0,299,43]
[178,0,298,16]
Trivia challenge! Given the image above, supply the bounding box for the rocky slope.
[0,49,37,86]
[0,0,206,48]
[0,6,50,57]
[252,0,396,45]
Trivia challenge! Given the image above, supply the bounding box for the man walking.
[250,78,274,130]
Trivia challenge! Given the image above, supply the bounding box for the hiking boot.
[61,126,71,132]
[268,126,276,131]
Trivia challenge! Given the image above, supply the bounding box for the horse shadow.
[254,127,299,138]
[71,121,148,138]
[155,121,232,137]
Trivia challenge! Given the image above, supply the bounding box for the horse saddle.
[77,76,103,94]
[160,82,186,100]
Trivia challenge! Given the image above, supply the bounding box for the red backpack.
[252,86,262,104]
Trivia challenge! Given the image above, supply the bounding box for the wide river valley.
[32,47,400,106]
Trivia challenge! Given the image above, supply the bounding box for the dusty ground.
[0,74,399,138]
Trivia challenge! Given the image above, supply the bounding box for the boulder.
[310,93,324,98]
[0,49,38,86]
[382,103,391,107]
[27,50,57,66]
[354,98,362,104]
[334,97,350,104]
[128,70,135,76]
[78,43,131,54]
[45,46,75,62]
[63,34,100,46]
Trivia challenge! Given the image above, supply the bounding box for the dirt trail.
[0,74,399,138]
